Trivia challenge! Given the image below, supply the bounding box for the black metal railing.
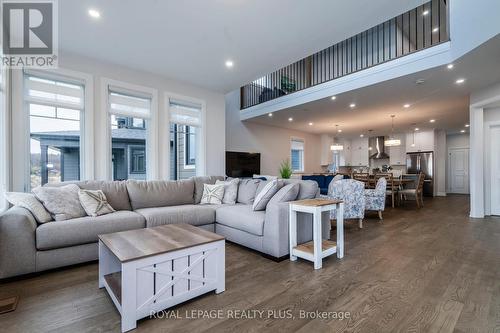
[240,0,449,110]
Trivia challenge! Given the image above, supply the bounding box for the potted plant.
[279,159,293,179]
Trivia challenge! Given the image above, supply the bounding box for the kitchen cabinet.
[339,139,351,166]
[389,134,406,165]
[406,130,435,152]
[320,134,333,166]
[350,137,369,166]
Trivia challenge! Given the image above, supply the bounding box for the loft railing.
[240,0,449,110]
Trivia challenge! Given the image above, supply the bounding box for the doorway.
[448,148,469,194]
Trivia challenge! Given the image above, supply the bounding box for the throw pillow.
[5,192,52,223]
[237,179,261,204]
[200,183,225,205]
[78,189,115,217]
[252,179,283,211]
[266,183,300,208]
[215,178,239,204]
[32,184,87,221]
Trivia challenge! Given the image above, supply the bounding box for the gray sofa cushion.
[237,179,261,204]
[135,205,218,228]
[44,180,132,211]
[267,183,299,206]
[33,184,87,221]
[284,179,318,199]
[216,204,265,236]
[126,179,195,210]
[36,211,146,250]
[192,176,224,204]
[253,179,283,211]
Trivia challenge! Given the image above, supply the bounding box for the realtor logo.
[1,0,58,68]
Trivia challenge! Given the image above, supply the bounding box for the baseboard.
[436,192,447,197]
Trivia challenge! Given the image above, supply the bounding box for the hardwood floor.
[1,195,499,332]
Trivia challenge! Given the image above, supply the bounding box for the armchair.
[326,179,365,228]
[365,177,387,220]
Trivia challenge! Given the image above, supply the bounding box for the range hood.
[369,136,390,159]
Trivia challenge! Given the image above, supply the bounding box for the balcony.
[240,0,449,110]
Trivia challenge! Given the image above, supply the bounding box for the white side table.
[289,198,344,269]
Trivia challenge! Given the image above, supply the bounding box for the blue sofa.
[302,174,350,195]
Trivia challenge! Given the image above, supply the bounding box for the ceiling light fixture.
[423,10,429,16]
[349,103,356,109]
[308,122,313,126]
[88,9,100,18]
[385,115,401,147]
[411,123,416,147]
[465,124,470,127]
[415,79,425,85]
[331,96,337,100]
[268,113,273,117]
[415,127,420,131]
[360,134,364,138]
[430,119,436,123]
[447,64,454,69]
[432,27,439,33]
[404,104,411,108]
[225,60,234,68]
[455,78,466,84]
[460,129,466,133]
[288,117,293,122]
[330,125,344,151]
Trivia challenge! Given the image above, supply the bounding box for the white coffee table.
[98,223,225,332]
[289,198,344,269]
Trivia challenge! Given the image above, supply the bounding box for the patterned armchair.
[364,177,387,220]
[326,179,366,228]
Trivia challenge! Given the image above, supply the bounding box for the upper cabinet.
[406,130,435,152]
[389,134,406,165]
[350,137,369,166]
[320,134,333,166]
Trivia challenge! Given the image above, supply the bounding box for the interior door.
[491,126,500,215]
[449,148,469,194]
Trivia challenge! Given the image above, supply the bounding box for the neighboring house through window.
[291,138,305,172]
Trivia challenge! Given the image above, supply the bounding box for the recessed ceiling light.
[331,96,337,100]
[404,104,411,108]
[349,103,356,108]
[338,129,342,133]
[88,9,100,18]
[360,134,364,138]
[447,64,454,69]
[430,119,436,123]
[460,129,466,133]
[308,122,313,126]
[432,27,439,33]
[456,78,466,84]
[465,124,470,127]
[415,79,425,85]
[225,60,234,68]
[268,113,273,117]
[423,10,429,16]
[415,127,420,131]
[288,117,293,122]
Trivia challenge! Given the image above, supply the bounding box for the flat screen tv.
[226,151,261,178]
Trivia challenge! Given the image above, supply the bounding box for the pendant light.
[384,115,401,147]
[330,125,344,151]
[411,123,416,147]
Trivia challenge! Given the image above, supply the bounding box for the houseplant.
[279,159,293,179]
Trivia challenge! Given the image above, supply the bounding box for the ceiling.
[248,34,500,137]
[59,0,426,92]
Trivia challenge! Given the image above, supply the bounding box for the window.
[108,87,151,181]
[24,74,84,189]
[291,138,305,172]
[169,99,201,180]
[185,126,196,167]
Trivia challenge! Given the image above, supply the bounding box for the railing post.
[305,56,312,88]
[240,86,244,110]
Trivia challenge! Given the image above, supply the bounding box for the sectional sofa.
[0,176,330,279]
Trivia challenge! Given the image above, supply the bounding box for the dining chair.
[399,172,425,208]
[352,173,370,188]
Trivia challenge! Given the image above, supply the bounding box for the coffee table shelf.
[103,272,122,307]
[293,240,337,260]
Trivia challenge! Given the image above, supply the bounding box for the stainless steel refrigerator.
[406,152,434,197]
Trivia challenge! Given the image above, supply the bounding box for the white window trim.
[100,77,158,180]
[11,68,94,192]
[290,136,305,173]
[163,91,206,179]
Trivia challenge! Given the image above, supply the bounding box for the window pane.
[170,124,196,180]
[29,103,81,189]
[111,115,147,180]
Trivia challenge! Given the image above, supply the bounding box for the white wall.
[226,90,322,176]
[469,82,500,217]
[435,130,447,196]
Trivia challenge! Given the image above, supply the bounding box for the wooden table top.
[98,224,225,263]
[291,198,343,207]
